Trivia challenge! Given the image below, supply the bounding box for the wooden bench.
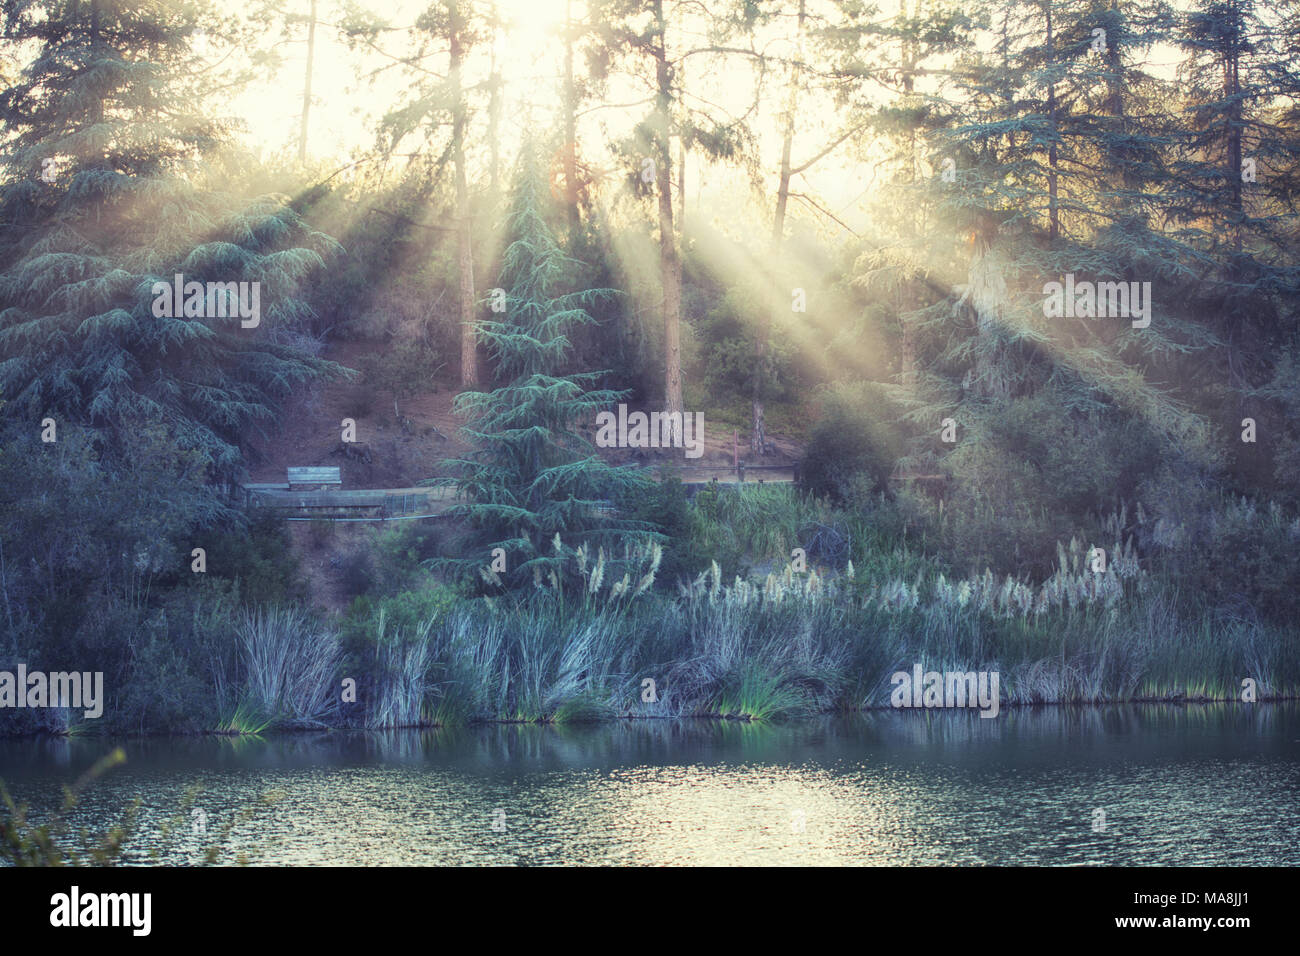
[287,466,342,490]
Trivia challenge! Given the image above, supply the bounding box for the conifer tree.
[587,0,762,419]
[366,0,486,389]
[0,0,342,484]
[430,138,656,589]
[858,0,1222,531]
[1172,0,1300,386]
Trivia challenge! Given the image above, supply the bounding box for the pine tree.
[0,0,342,484]
[851,0,1227,551]
[369,0,486,389]
[1171,0,1300,385]
[429,138,657,589]
[847,0,974,391]
[587,0,762,418]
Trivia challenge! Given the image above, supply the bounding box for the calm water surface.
[1,703,1297,865]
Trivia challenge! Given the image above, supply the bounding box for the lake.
[2,703,1297,866]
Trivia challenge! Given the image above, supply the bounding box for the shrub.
[369,521,443,595]
[618,472,717,587]
[799,383,904,503]
[342,586,458,645]
[205,517,309,606]
[933,394,1163,577]
[1138,479,1300,624]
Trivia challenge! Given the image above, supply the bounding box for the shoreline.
[4,693,1294,739]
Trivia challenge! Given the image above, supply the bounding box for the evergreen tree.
[847,0,975,390]
[587,0,763,418]
[846,0,1230,572]
[0,0,342,485]
[365,0,488,388]
[905,0,1215,435]
[1172,0,1300,383]
[430,137,656,589]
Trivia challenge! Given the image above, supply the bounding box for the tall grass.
[233,605,341,726]
[367,612,436,728]
[340,531,1296,726]
[690,483,825,562]
[214,699,277,736]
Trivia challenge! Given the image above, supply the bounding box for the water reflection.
[1,703,1296,865]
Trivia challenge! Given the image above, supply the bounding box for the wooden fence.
[240,462,800,521]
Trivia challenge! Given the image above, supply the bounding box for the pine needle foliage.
[429,136,656,589]
[0,0,345,483]
[863,0,1271,492]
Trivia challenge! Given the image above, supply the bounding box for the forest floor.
[245,340,807,613]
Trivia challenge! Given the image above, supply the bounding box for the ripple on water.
[1,704,1297,866]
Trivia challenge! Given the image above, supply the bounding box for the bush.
[1138,478,1300,624]
[1256,349,1300,504]
[799,383,903,503]
[935,439,1079,577]
[342,586,458,645]
[205,517,309,606]
[935,393,1164,577]
[618,473,717,587]
[369,521,443,594]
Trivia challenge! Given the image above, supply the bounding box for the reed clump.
[339,531,1296,725]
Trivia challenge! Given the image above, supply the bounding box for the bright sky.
[223,0,1198,242]
[233,0,573,165]
[229,0,872,245]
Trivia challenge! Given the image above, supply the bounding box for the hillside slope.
[245,341,805,490]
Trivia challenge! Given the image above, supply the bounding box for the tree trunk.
[678,138,686,231]
[488,15,502,197]
[1223,13,1245,390]
[1225,32,1243,255]
[90,1,104,133]
[753,0,805,457]
[450,3,477,388]
[899,0,917,385]
[1105,0,1133,201]
[1045,1,1058,241]
[563,0,580,230]
[299,0,317,164]
[653,0,683,418]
